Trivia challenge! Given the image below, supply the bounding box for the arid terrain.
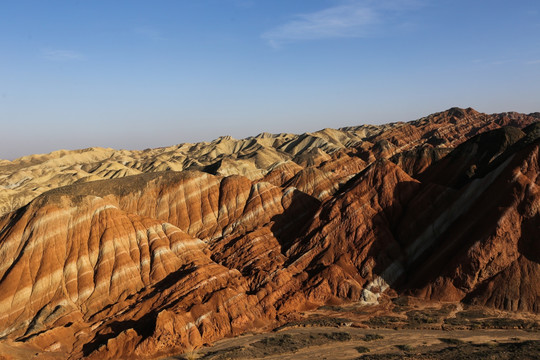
[166,295,540,360]
[0,107,539,359]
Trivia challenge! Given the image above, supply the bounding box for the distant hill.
[0,107,538,359]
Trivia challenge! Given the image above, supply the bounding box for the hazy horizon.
[2,0,539,160]
[2,105,536,161]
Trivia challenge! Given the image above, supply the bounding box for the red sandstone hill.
[0,108,538,359]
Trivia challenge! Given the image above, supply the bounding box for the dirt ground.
[167,327,540,360]
[167,298,540,360]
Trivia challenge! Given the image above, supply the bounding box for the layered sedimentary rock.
[400,124,540,312]
[0,108,538,359]
[0,172,294,359]
[1,107,536,217]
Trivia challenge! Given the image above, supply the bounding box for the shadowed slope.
[1,108,537,217]
[0,109,538,359]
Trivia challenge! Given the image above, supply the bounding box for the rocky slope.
[0,107,534,217]
[0,108,538,359]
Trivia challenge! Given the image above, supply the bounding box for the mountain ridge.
[1,107,537,218]
[0,107,538,359]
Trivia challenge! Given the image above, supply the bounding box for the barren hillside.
[0,108,538,359]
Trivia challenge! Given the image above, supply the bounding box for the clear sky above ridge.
[1,0,539,159]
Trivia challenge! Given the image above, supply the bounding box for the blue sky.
[1,0,539,159]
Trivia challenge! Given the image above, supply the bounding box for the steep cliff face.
[0,108,538,359]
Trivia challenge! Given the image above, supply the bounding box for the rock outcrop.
[1,108,536,217]
[0,108,538,359]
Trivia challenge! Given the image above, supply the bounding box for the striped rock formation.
[1,107,536,217]
[0,108,538,359]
